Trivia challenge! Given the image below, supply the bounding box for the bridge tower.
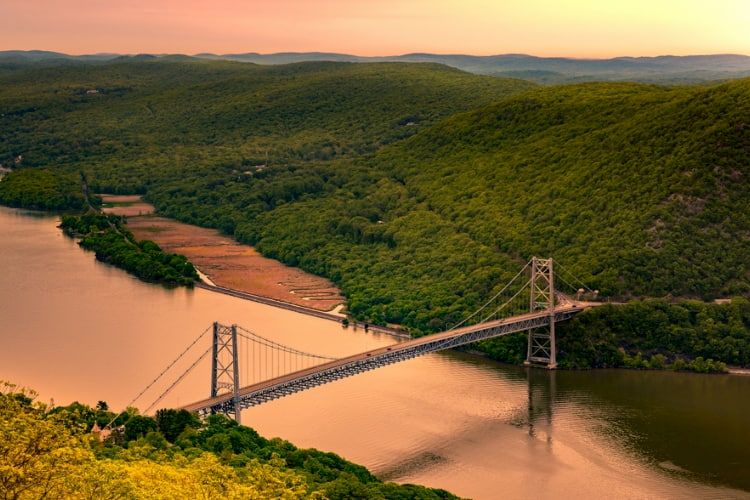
[211,322,242,423]
[526,257,557,368]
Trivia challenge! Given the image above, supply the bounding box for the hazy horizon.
[5,49,750,61]
[2,1,749,59]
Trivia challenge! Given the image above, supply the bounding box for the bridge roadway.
[181,303,587,416]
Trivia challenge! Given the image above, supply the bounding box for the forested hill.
[212,79,750,330]
[2,60,750,336]
[0,59,534,193]
[376,80,750,300]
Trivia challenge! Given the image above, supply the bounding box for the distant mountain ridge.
[3,50,750,84]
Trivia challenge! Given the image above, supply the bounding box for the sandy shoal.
[101,196,345,312]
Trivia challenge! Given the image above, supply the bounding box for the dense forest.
[0,167,95,210]
[1,381,456,499]
[1,59,750,368]
[485,298,748,371]
[59,212,199,286]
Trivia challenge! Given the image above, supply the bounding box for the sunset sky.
[2,0,749,58]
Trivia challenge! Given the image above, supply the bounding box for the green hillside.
[2,60,750,366]
[0,59,534,194]
[202,79,750,329]
[374,80,750,300]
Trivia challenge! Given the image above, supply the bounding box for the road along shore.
[101,195,407,337]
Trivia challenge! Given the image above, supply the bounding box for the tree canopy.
[0,381,458,500]
[2,59,750,366]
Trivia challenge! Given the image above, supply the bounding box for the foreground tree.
[0,381,92,499]
[2,381,459,499]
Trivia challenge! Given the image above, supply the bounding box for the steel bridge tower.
[211,322,241,423]
[526,257,557,368]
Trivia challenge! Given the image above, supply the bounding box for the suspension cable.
[479,279,531,324]
[554,261,596,293]
[451,259,532,330]
[144,345,212,414]
[236,326,339,361]
[105,324,212,428]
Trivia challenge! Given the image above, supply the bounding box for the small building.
[90,422,125,442]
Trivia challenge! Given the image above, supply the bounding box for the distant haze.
[4,51,750,86]
[1,0,749,58]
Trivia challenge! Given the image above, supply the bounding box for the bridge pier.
[211,322,242,423]
[526,257,557,369]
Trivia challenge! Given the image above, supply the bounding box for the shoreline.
[102,195,346,312]
[99,196,750,365]
[101,195,408,338]
[195,282,408,338]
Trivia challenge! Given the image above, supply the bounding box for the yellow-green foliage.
[0,382,309,499]
[1,382,458,499]
[67,454,311,500]
[0,382,91,499]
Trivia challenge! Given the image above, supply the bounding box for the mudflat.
[102,195,345,312]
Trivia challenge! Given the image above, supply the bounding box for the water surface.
[1,206,748,499]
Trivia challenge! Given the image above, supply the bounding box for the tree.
[124,414,158,441]
[155,408,201,443]
[0,381,92,500]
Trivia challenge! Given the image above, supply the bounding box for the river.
[1,206,748,499]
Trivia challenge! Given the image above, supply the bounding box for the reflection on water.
[554,369,750,493]
[379,353,750,499]
[1,206,749,500]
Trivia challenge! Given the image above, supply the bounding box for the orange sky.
[2,0,749,57]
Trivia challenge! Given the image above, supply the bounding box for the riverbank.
[102,195,346,313]
[101,196,408,337]
[100,196,749,372]
[196,281,408,337]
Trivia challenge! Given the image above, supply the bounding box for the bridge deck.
[181,304,588,416]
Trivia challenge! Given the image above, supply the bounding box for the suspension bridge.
[131,257,598,423]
